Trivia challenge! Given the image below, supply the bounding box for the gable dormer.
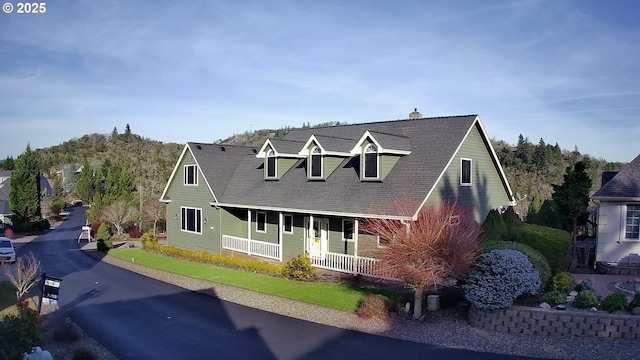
[350,130,411,181]
[298,135,351,180]
[256,139,305,180]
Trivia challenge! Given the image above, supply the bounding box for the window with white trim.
[310,146,323,178]
[342,219,354,242]
[181,207,202,234]
[625,204,640,239]
[256,212,267,233]
[266,150,277,179]
[461,158,472,186]
[184,165,198,185]
[283,214,293,234]
[363,144,379,179]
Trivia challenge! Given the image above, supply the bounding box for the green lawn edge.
[109,248,389,311]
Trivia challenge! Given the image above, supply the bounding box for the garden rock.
[539,302,551,309]
[632,307,640,315]
[569,291,578,297]
[590,307,598,312]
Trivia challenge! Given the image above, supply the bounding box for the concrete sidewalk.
[572,272,639,298]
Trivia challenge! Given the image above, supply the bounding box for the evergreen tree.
[124,124,132,136]
[481,209,508,241]
[9,145,41,223]
[96,222,113,251]
[526,195,543,223]
[111,127,118,139]
[1,156,15,170]
[501,206,522,242]
[75,159,95,203]
[552,161,592,254]
[530,199,562,229]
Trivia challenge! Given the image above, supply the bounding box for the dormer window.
[461,158,472,186]
[265,150,277,179]
[309,146,323,179]
[184,165,198,185]
[363,144,379,179]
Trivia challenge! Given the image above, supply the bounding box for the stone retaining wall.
[468,305,640,339]
[596,262,640,276]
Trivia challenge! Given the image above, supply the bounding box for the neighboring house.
[0,171,12,228]
[592,154,640,265]
[160,113,515,277]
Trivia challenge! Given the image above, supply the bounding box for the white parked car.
[0,237,16,263]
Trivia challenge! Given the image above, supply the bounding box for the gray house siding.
[428,123,511,222]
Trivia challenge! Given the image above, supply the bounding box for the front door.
[306,217,328,258]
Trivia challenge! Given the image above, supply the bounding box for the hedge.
[517,223,571,274]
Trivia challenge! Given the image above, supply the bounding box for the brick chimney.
[408,108,422,119]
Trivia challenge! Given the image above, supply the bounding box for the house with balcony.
[160,113,515,277]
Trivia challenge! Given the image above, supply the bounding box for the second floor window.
[310,146,322,178]
[626,204,640,239]
[363,144,378,179]
[184,165,198,185]
[461,158,472,186]
[266,150,277,178]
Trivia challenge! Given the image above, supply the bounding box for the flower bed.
[468,305,640,339]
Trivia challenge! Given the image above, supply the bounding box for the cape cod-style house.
[592,154,640,266]
[160,113,515,277]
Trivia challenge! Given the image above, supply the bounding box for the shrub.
[90,221,103,239]
[551,272,574,293]
[600,292,628,313]
[355,294,391,320]
[51,199,66,216]
[33,218,50,231]
[484,241,551,290]
[3,227,14,239]
[143,242,283,275]
[575,278,595,293]
[96,223,113,251]
[481,209,508,241]
[140,232,159,247]
[575,290,599,309]
[551,271,575,294]
[629,293,640,310]
[542,290,566,307]
[463,249,541,310]
[0,300,40,359]
[501,206,522,242]
[282,253,316,281]
[518,223,571,274]
[72,348,97,360]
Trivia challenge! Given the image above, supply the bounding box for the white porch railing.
[310,251,393,279]
[222,235,280,261]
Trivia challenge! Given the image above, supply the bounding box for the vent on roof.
[252,149,258,154]
[196,145,202,150]
[221,146,226,151]
[408,108,422,119]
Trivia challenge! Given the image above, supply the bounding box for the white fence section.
[222,235,280,261]
[310,251,392,279]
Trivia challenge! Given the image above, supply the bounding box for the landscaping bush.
[51,199,66,216]
[629,293,640,310]
[128,227,143,239]
[0,300,41,359]
[501,206,522,242]
[355,294,391,320]
[33,218,50,231]
[600,292,628,313]
[518,223,571,274]
[463,249,541,310]
[90,221,103,239]
[140,232,159,247]
[484,241,551,290]
[575,278,595,293]
[3,227,14,239]
[550,272,574,293]
[542,290,566,307]
[481,209,508,241]
[282,253,316,281]
[96,223,113,251]
[143,242,283,275]
[574,290,599,309]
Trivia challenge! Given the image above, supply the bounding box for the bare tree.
[142,193,165,235]
[101,199,137,235]
[2,252,41,300]
[361,201,481,320]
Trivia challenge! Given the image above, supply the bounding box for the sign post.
[38,273,62,314]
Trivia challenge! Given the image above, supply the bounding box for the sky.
[1,0,638,163]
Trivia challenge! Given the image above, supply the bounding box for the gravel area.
[38,248,640,360]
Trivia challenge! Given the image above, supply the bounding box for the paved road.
[15,206,542,360]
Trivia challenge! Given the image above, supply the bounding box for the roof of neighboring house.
[0,180,9,201]
[0,200,11,216]
[592,154,640,201]
[162,115,513,218]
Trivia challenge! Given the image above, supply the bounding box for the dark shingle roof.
[593,154,640,200]
[188,115,484,217]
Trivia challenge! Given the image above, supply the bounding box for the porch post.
[353,219,359,258]
[308,214,314,254]
[247,209,252,240]
[278,212,283,261]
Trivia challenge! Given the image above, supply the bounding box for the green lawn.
[109,248,392,311]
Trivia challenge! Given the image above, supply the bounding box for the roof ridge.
[306,114,478,131]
